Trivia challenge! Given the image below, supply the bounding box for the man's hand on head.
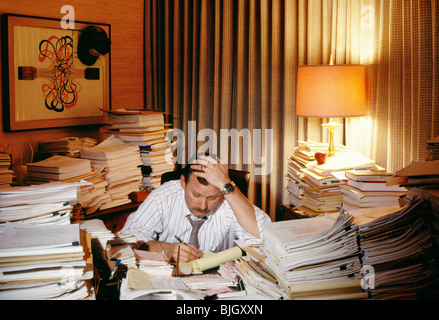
[191,155,230,190]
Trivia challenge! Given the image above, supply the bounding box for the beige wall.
[0,0,144,176]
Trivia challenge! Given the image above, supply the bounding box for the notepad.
[179,246,243,274]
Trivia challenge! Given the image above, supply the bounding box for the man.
[120,155,271,263]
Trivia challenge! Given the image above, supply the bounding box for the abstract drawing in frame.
[2,14,110,131]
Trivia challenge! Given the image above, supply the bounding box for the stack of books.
[80,135,143,211]
[26,155,92,181]
[350,199,439,299]
[38,137,97,157]
[102,109,175,190]
[0,182,77,236]
[263,211,366,300]
[0,223,93,300]
[341,170,407,210]
[0,151,14,186]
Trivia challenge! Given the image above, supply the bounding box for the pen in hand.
[174,235,200,263]
[174,235,188,245]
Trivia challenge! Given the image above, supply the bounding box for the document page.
[0,223,80,253]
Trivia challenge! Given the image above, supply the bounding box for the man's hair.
[182,164,209,186]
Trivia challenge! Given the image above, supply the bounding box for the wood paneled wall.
[0,0,144,178]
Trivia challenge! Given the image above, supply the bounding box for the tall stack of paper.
[286,142,348,217]
[0,223,93,300]
[0,182,77,235]
[26,155,92,181]
[101,109,175,191]
[139,144,175,190]
[298,167,346,214]
[285,152,308,208]
[38,137,97,157]
[263,212,366,299]
[70,171,109,216]
[79,219,115,269]
[341,178,407,210]
[350,200,439,299]
[0,152,14,186]
[80,135,143,211]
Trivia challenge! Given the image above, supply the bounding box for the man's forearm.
[138,240,200,263]
[224,188,261,238]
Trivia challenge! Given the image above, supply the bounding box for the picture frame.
[1,14,111,131]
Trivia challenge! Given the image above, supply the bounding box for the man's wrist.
[221,181,236,195]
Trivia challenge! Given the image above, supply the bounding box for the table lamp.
[296,65,367,157]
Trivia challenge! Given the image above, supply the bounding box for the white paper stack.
[140,143,175,190]
[38,137,97,157]
[80,135,143,210]
[0,223,92,300]
[79,219,115,267]
[286,142,352,216]
[0,182,77,236]
[350,199,439,299]
[233,257,286,300]
[341,174,407,210]
[73,171,109,216]
[133,249,173,277]
[181,274,236,291]
[107,244,136,267]
[296,151,379,215]
[263,212,365,299]
[26,155,92,181]
[101,109,175,191]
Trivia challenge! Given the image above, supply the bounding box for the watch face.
[222,182,235,195]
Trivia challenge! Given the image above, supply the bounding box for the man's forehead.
[187,174,221,197]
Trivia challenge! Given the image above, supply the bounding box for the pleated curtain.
[144,0,438,220]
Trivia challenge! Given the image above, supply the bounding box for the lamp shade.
[296,65,367,117]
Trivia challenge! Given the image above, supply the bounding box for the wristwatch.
[221,181,236,195]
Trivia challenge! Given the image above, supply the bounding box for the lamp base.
[321,119,342,157]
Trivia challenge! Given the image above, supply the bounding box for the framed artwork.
[2,14,111,131]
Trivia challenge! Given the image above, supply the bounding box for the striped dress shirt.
[120,180,271,252]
